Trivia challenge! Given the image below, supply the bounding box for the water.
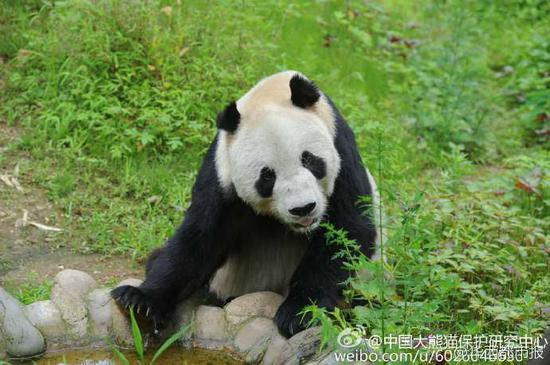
[17,347,242,365]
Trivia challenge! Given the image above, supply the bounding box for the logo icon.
[337,325,366,348]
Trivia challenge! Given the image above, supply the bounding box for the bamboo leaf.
[129,307,144,362]
[151,323,192,365]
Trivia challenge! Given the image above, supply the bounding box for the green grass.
[6,277,53,305]
[110,307,192,365]
[1,0,548,360]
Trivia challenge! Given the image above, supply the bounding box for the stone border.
[0,269,340,364]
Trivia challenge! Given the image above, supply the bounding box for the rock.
[278,327,322,364]
[51,269,97,339]
[0,288,45,357]
[0,331,5,358]
[194,305,226,349]
[233,317,278,353]
[111,278,143,346]
[225,292,284,327]
[245,337,271,364]
[170,290,208,348]
[262,333,291,365]
[25,300,65,340]
[88,288,112,338]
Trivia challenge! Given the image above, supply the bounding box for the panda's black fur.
[112,73,377,338]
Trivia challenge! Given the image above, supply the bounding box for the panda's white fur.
[211,71,342,299]
[209,229,307,299]
[215,71,340,233]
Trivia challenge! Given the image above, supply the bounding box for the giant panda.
[111,71,380,338]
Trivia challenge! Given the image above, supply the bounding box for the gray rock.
[51,269,97,339]
[233,317,278,353]
[225,292,284,327]
[169,290,207,348]
[111,278,142,346]
[262,333,291,365]
[0,288,45,357]
[194,305,226,349]
[245,336,271,364]
[88,288,112,338]
[0,323,5,357]
[25,300,65,340]
[278,327,322,364]
[302,347,340,365]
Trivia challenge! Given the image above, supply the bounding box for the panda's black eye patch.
[301,151,326,180]
[255,167,276,198]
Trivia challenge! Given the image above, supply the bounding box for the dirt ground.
[0,123,143,290]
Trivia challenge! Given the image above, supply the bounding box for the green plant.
[0,1,548,361]
[10,279,53,305]
[110,307,192,365]
[48,171,76,199]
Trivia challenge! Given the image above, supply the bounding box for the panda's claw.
[274,297,309,338]
[111,285,151,315]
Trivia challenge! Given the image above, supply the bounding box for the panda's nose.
[289,202,316,217]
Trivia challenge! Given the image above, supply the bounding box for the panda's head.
[215,71,341,233]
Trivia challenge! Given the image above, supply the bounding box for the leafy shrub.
[1,0,548,349]
[309,150,549,348]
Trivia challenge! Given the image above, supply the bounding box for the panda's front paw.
[111,285,163,322]
[275,297,311,338]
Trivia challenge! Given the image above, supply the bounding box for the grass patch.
[1,0,548,352]
[5,277,53,305]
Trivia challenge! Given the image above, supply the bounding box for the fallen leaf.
[29,221,63,232]
[0,174,24,192]
[161,6,172,16]
[17,49,32,58]
[404,39,420,48]
[179,47,190,57]
[147,195,162,204]
[514,167,542,197]
[389,35,401,43]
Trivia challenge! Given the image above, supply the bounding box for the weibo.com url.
[334,349,454,363]
[333,326,548,363]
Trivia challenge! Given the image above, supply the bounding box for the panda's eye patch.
[255,167,276,198]
[301,151,326,179]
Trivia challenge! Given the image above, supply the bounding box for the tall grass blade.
[129,307,145,362]
[150,323,192,365]
[112,345,131,365]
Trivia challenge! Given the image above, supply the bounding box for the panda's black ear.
[289,74,321,108]
[216,101,240,133]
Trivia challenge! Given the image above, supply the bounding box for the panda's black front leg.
[112,228,225,323]
[111,136,232,325]
[275,229,347,337]
[111,219,229,325]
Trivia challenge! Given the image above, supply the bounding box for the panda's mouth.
[291,217,319,230]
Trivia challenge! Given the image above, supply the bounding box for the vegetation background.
[0,0,548,360]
